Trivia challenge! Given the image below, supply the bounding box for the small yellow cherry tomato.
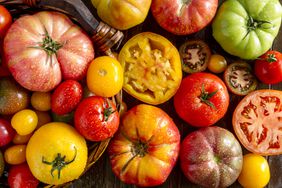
[31,91,51,111]
[4,145,26,165]
[87,56,123,97]
[11,109,38,135]
[208,54,227,73]
[12,133,32,144]
[238,153,270,188]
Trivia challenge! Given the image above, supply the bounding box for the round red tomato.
[151,0,218,35]
[108,104,180,187]
[4,11,94,92]
[174,72,229,127]
[74,96,119,141]
[51,80,83,115]
[255,50,282,84]
[233,89,282,156]
[0,5,12,39]
[0,118,16,147]
[8,163,39,188]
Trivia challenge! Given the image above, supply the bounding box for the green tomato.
[212,0,282,60]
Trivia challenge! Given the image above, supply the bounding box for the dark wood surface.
[71,0,282,188]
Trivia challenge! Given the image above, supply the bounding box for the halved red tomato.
[233,89,282,155]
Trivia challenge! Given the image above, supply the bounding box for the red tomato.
[151,0,218,35]
[0,118,16,147]
[51,80,83,115]
[0,5,12,39]
[4,11,94,92]
[233,89,282,156]
[108,104,180,187]
[8,163,39,188]
[174,72,229,127]
[74,96,119,141]
[255,50,282,84]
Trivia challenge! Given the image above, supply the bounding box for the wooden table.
[70,0,282,188]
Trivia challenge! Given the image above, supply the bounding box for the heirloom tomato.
[180,127,243,188]
[212,0,282,59]
[74,96,119,141]
[238,154,270,188]
[255,50,282,84]
[26,122,87,185]
[87,56,123,97]
[119,32,182,105]
[0,118,15,147]
[108,104,180,187]
[0,5,12,39]
[151,0,218,35]
[233,90,282,155]
[4,11,94,92]
[91,0,151,30]
[174,72,229,127]
[8,163,39,188]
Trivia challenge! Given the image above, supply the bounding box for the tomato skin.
[31,91,51,111]
[74,96,119,141]
[51,80,83,115]
[8,163,39,188]
[0,6,12,39]
[238,154,270,188]
[0,118,16,147]
[174,72,229,127]
[255,50,282,84]
[4,145,26,165]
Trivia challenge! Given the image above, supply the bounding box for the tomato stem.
[42,147,77,179]
[266,54,277,63]
[245,16,272,39]
[103,100,116,122]
[133,141,148,157]
[200,84,217,109]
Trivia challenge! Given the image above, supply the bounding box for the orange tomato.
[4,145,26,165]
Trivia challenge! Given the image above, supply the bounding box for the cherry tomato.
[207,54,227,73]
[0,5,12,39]
[224,61,257,96]
[179,40,211,73]
[74,96,119,141]
[31,91,51,111]
[0,118,15,147]
[87,56,123,97]
[8,163,39,188]
[34,110,51,129]
[255,50,282,84]
[51,80,83,115]
[4,145,26,165]
[174,72,229,127]
[238,154,270,188]
[11,109,38,135]
[12,133,32,144]
[52,111,74,124]
[233,89,282,155]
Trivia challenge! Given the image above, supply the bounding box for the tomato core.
[133,141,148,157]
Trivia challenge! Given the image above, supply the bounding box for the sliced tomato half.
[233,89,282,155]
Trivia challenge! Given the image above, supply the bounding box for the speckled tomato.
[4,11,94,92]
[180,126,243,188]
[108,104,180,187]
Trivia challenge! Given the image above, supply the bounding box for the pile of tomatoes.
[1,0,282,187]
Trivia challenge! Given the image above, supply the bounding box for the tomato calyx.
[133,141,148,157]
[103,100,116,122]
[246,16,272,38]
[199,85,217,109]
[42,147,77,179]
[266,54,277,63]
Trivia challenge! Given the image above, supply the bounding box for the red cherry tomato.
[0,118,16,147]
[51,80,83,115]
[8,163,39,188]
[255,50,282,84]
[0,5,12,39]
[74,96,119,141]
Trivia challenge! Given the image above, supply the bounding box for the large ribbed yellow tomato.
[26,122,87,185]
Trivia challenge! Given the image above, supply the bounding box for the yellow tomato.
[4,145,26,165]
[11,109,38,135]
[208,54,227,73]
[87,56,123,97]
[12,133,32,144]
[26,122,87,185]
[31,91,51,111]
[92,0,152,30]
[238,153,270,188]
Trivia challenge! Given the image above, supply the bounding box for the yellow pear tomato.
[11,109,38,135]
[26,122,87,185]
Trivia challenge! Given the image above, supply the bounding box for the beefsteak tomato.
[174,72,229,127]
[233,89,282,155]
[212,0,282,60]
[4,11,94,92]
[108,104,180,187]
